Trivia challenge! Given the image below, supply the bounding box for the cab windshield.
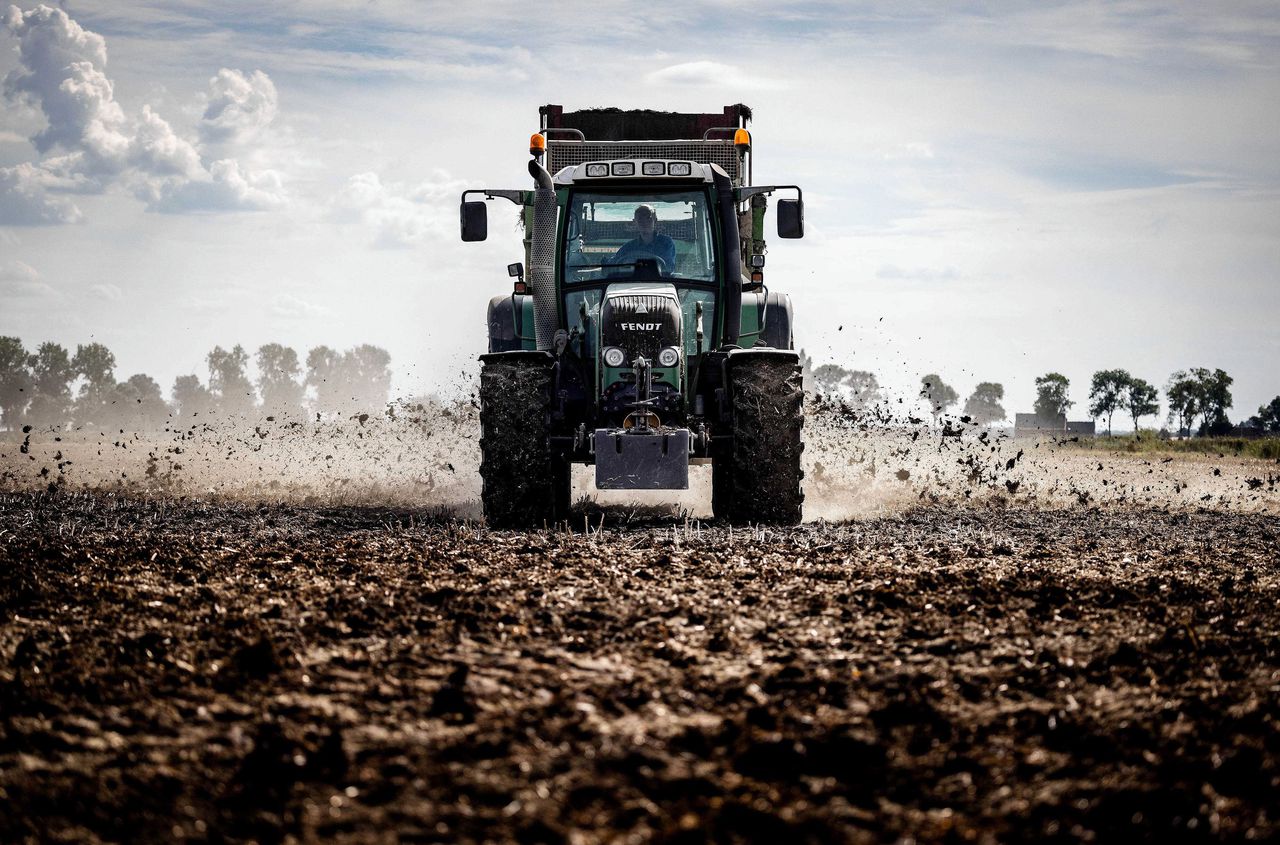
[563,190,717,284]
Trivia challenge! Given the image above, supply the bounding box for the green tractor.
[460,104,806,528]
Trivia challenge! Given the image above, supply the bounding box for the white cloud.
[0,163,83,225]
[144,158,285,213]
[0,259,38,281]
[130,105,203,178]
[90,282,122,301]
[0,5,286,223]
[644,60,781,90]
[2,4,129,167]
[878,142,936,161]
[0,257,56,298]
[328,170,463,248]
[271,293,328,319]
[876,264,960,284]
[199,68,278,150]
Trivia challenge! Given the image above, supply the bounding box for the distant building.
[1014,413,1095,438]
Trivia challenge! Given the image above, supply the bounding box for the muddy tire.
[479,353,566,529]
[712,353,804,525]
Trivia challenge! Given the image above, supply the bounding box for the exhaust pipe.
[713,169,742,347]
[528,159,561,351]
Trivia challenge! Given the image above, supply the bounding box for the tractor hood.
[600,283,681,365]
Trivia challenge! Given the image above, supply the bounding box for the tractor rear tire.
[479,354,568,529]
[712,354,804,525]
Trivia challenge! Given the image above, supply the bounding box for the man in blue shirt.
[609,204,676,274]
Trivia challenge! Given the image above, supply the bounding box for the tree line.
[810,363,1007,426]
[1038,368,1277,436]
[805,357,1280,436]
[0,337,393,431]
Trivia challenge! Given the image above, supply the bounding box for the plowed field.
[3,487,1278,843]
[4,406,1279,842]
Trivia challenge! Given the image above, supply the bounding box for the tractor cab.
[556,169,724,429]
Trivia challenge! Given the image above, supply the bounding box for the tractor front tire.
[479,353,568,529]
[712,353,804,525]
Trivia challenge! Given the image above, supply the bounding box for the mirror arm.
[460,189,526,205]
[735,185,803,203]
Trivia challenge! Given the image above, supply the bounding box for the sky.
[2,1,1278,425]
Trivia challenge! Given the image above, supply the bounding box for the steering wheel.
[630,255,669,277]
[604,252,669,277]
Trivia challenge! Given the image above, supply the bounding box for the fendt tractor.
[459,104,806,528]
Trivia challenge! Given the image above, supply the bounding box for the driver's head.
[634,205,656,241]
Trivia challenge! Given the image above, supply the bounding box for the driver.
[609,204,675,273]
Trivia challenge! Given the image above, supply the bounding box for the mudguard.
[487,295,518,353]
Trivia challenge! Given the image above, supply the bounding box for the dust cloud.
[2,392,1277,520]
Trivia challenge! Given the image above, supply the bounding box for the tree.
[1033,372,1072,421]
[118,374,166,430]
[811,363,850,397]
[809,363,880,408]
[26,342,75,426]
[1188,367,1233,435]
[920,374,959,425]
[256,343,305,415]
[0,336,31,430]
[306,345,344,412]
[1166,370,1199,436]
[1257,396,1280,433]
[71,342,118,427]
[1089,369,1131,435]
[342,344,393,409]
[1123,377,1159,431]
[963,382,1006,426]
[207,344,255,414]
[797,348,815,393]
[844,370,882,409]
[172,374,214,419]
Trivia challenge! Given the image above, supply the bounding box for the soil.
[2,490,1278,843]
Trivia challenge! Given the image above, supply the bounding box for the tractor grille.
[548,140,741,184]
[600,294,682,364]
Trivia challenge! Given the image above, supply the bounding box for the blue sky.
[2,1,1278,423]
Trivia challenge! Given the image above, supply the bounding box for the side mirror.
[460,201,488,242]
[777,199,804,239]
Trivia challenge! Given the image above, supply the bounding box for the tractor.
[460,104,805,528]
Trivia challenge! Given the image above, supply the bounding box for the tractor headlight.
[603,346,626,367]
[658,346,680,368]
